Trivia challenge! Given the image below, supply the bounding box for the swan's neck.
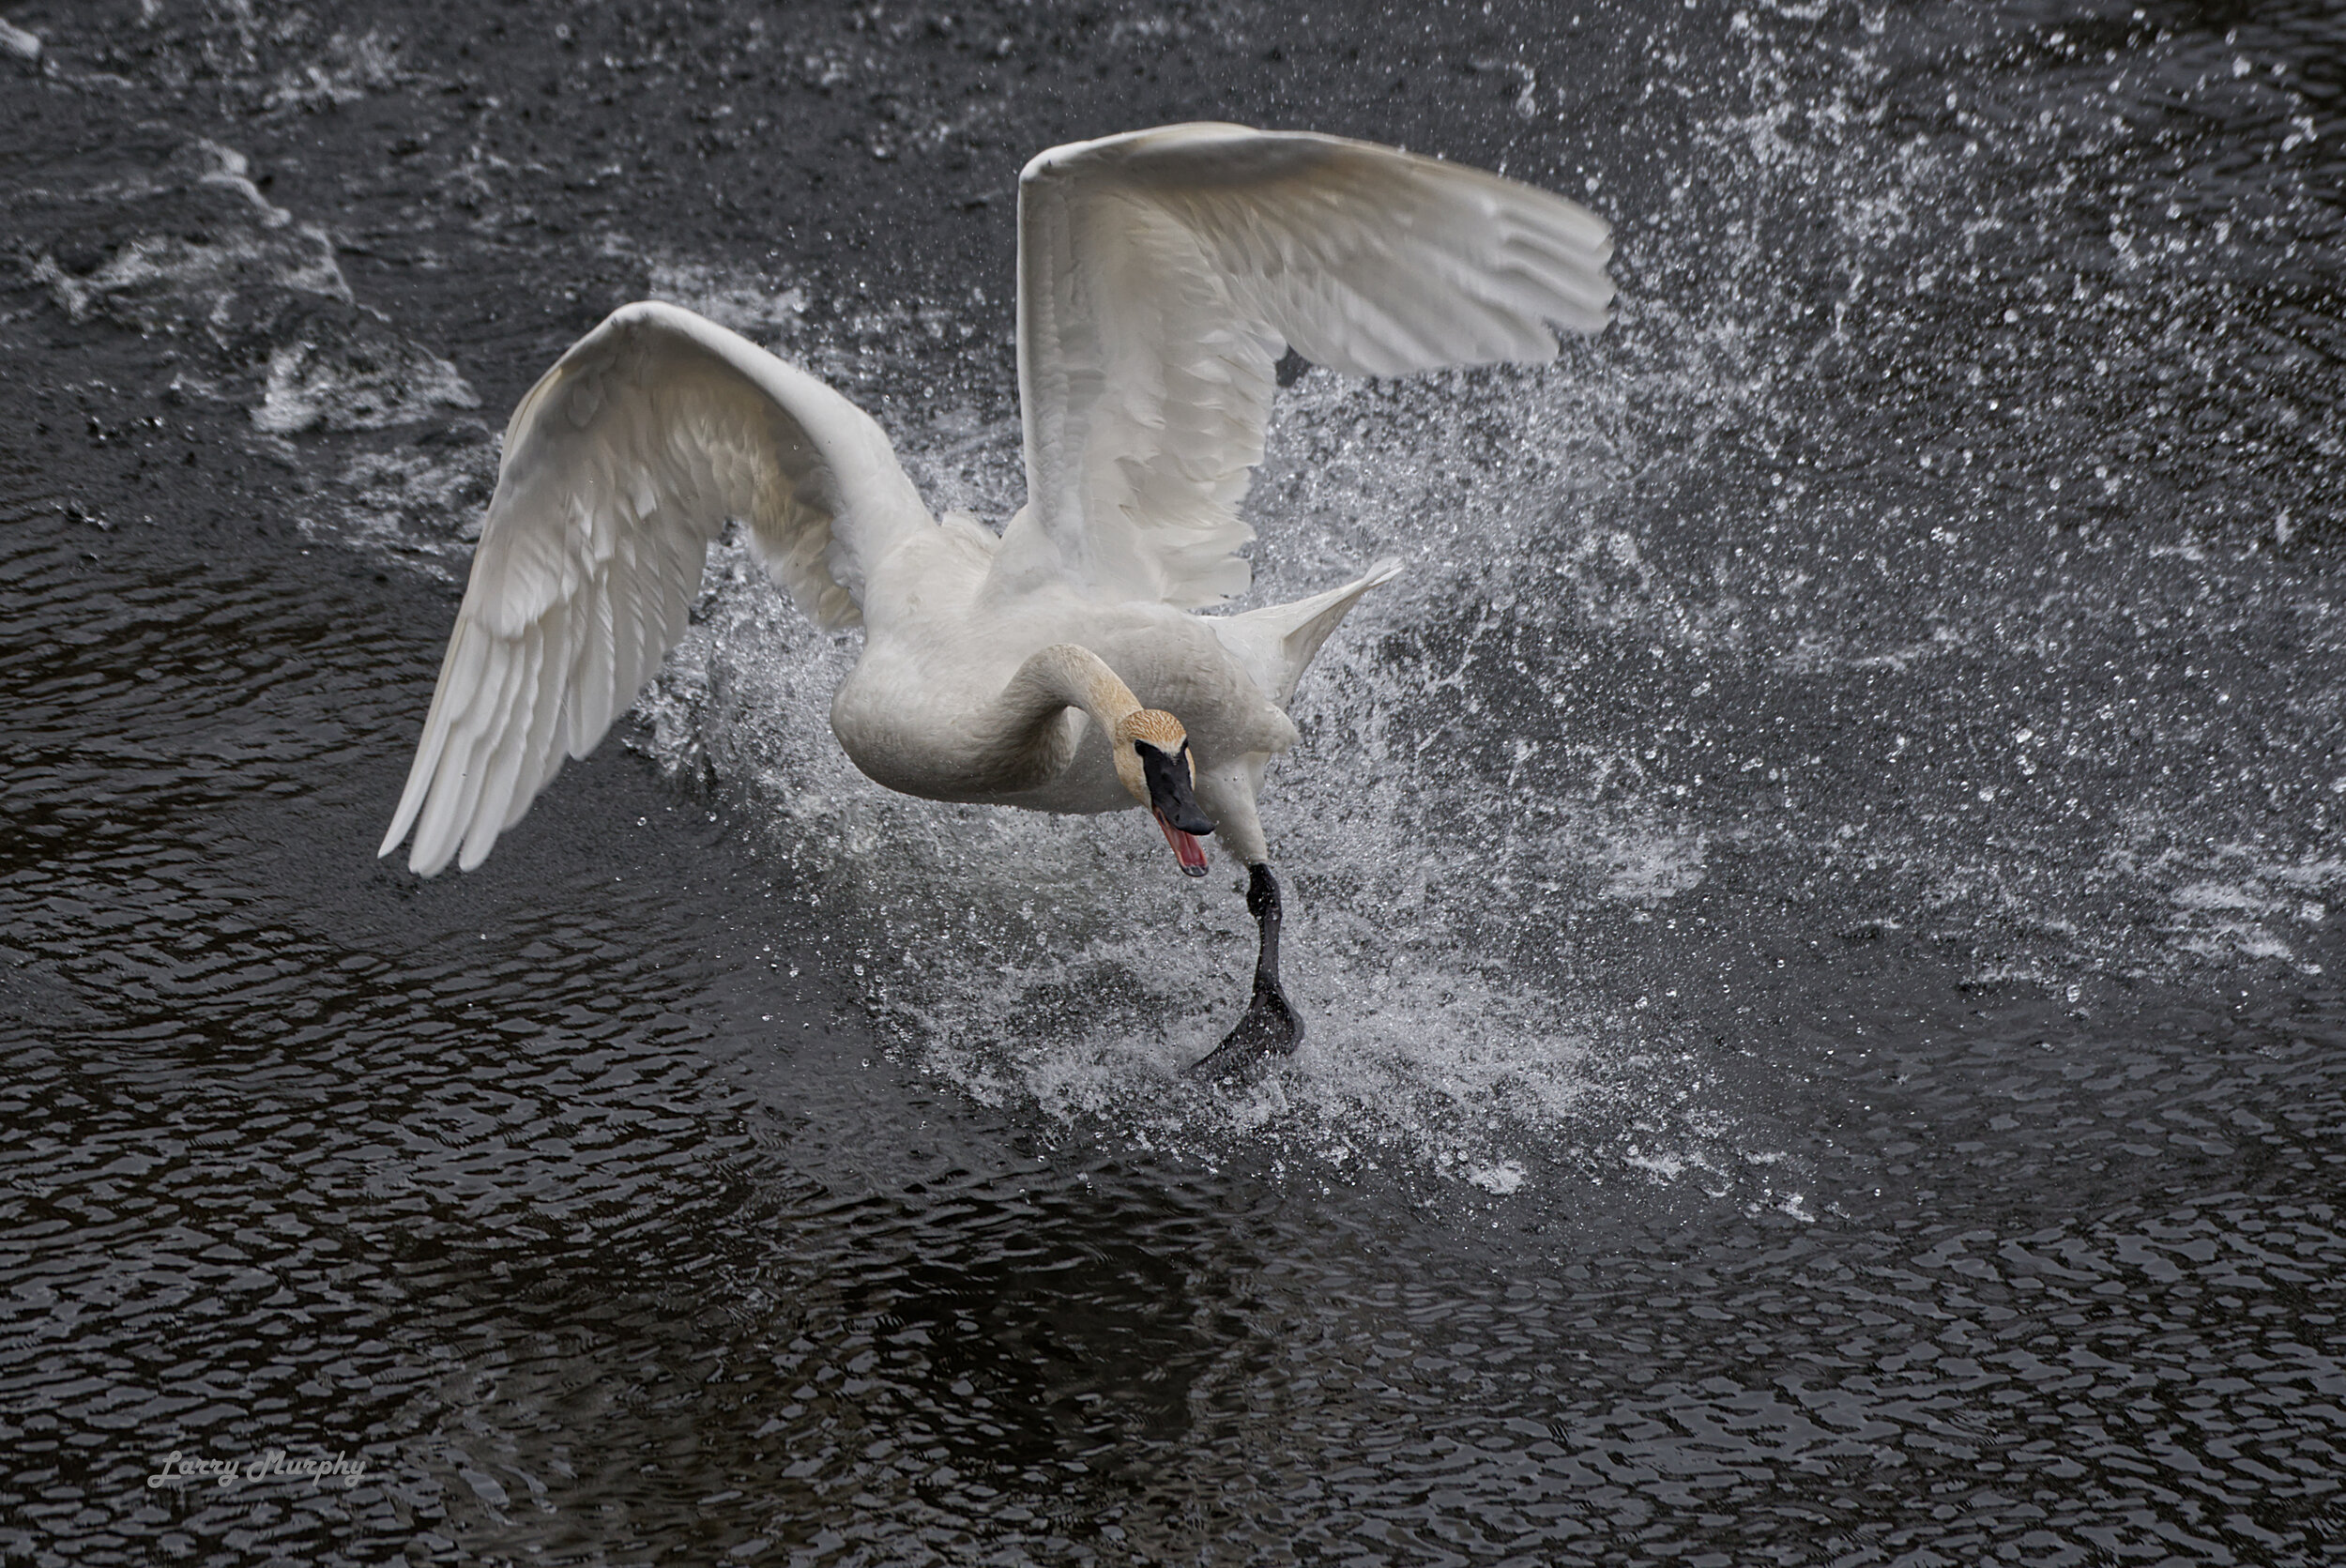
[973,643,1142,791]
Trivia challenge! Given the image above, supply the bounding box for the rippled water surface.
[5,1,2343,1563]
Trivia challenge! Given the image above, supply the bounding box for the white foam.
[644,256,808,344]
[265,28,403,112]
[34,224,347,330]
[252,333,480,434]
[309,441,496,574]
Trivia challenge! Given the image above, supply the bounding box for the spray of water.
[310,1,2342,1197]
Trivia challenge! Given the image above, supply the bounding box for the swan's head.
[1112,709,1213,877]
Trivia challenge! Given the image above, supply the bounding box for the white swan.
[380,122,1613,1074]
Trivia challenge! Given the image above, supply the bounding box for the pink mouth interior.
[1155,812,1210,876]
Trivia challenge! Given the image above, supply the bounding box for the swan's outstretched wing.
[380,301,930,875]
[997,122,1613,607]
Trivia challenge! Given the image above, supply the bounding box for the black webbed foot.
[1186,971,1302,1082]
[1186,863,1303,1082]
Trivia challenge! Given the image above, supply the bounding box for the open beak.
[1140,740,1213,878]
[1154,809,1211,875]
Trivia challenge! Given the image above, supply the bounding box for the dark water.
[5,1,2344,1563]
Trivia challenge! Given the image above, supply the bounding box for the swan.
[379,122,1613,1076]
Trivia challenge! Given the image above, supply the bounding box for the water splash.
[304,0,2343,1195]
[619,5,2342,1190]
[622,359,1798,1200]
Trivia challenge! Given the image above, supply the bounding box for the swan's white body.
[824,519,1396,860]
[381,123,1613,899]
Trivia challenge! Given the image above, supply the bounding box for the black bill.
[1139,739,1212,876]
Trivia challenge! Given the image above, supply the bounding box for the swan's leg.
[1186,861,1303,1080]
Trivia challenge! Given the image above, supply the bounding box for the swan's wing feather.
[1004,123,1612,606]
[381,301,929,875]
[1209,556,1403,708]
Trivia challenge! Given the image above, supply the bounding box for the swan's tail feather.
[1210,556,1402,708]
